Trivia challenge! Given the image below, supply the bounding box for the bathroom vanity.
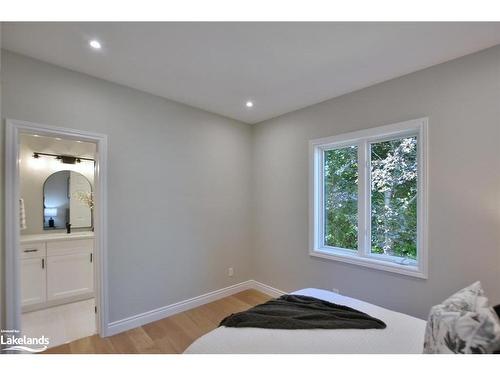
[20,232,95,312]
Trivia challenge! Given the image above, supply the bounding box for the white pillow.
[423,281,500,354]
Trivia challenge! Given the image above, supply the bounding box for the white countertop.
[21,231,95,244]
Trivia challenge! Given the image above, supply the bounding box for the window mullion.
[319,148,325,250]
[357,140,368,257]
[365,140,372,258]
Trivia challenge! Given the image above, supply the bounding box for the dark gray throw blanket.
[220,294,386,330]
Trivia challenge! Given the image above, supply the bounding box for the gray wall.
[1,51,254,323]
[0,24,4,330]
[252,45,500,319]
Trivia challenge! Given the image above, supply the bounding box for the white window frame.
[309,118,428,279]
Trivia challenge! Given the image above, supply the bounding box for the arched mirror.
[43,170,93,230]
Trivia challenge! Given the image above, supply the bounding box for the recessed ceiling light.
[33,134,40,137]
[55,138,62,141]
[246,101,254,108]
[89,40,102,50]
[76,140,82,143]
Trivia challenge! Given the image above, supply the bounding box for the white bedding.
[184,288,426,354]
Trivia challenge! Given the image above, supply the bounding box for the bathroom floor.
[22,298,96,349]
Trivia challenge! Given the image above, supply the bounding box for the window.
[310,118,428,278]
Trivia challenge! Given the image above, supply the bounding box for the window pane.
[370,136,417,260]
[324,146,358,250]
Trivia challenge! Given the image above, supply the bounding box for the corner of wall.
[249,123,258,282]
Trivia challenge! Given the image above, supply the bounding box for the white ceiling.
[3,22,500,124]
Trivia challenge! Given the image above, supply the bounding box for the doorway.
[4,119,109,350]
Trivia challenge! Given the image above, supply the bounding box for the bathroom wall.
[19,134,95,234]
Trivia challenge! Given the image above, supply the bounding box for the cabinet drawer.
[20,242,46,259]
[47,239,93,256]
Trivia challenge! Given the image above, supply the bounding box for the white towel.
[20,198,27,230]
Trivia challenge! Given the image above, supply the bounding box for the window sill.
[310,248,427,279]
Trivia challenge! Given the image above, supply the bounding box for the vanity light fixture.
[32,152,94,165]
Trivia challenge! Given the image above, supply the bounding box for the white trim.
[311,249,424,279]
[3,119,110,336]
[358,140,369,258]
[309,119,425,148]
[250,280,286,297]
[106,280,286,336]
[309,118,429,279]
[4,120,21,333]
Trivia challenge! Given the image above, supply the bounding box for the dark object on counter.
[66,222,71,234]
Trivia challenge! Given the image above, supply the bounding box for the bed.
[184,288,427,354]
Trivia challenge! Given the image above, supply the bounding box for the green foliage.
[371,137,417,259]
[323,137,418,260]
[324,146,358,250]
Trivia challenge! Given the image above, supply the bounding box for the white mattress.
[184,288,427,354]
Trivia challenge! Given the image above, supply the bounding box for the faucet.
[66,223,72,234]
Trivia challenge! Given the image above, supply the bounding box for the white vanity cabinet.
[20,233,95,311]
[47,239,94,300]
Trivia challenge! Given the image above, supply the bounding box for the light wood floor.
[44,289,271,354]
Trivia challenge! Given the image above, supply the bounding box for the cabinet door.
[21,257,46,306]
[47,253,94,300]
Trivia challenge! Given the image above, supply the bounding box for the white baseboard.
[106,280,284,336]
[250,280,286,297]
